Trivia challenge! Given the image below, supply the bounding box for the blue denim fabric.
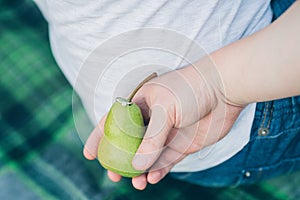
[271,0,296,20]
[170,96,300,187]
[170,0,298,186]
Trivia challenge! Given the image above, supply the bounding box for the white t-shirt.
[34,0,272,172]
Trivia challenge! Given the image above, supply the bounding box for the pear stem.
[128,72,158,102]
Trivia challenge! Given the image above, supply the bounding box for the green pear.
[98,73,157,178]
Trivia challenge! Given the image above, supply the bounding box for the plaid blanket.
[0,0,299,199]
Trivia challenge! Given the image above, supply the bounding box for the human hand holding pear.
[83,61,244,190]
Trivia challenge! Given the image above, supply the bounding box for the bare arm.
[208,0,300,105]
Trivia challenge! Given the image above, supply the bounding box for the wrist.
[179,60,222,116]
[208,52,246,106]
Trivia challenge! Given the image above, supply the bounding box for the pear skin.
[98,97,145,177]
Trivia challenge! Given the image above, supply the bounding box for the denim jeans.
[271,0,296,20]
[170,0,299,187]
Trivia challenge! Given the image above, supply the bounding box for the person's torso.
[34,0,272,171]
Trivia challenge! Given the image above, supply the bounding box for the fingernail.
[132,155,149,170]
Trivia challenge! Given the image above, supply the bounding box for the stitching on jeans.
[245,156,300,172]
[256,127,300,140]
[258,101,274,136]
[259,102,269,132]
[240,158,300,184]
[261,103,268,127]
[266,102,274,129]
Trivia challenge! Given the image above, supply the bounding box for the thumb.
[132,104,174,170]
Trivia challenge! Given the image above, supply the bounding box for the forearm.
[209,1,300,105]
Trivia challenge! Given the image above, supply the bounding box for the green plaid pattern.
[0,0,299,199]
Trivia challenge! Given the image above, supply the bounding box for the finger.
[107,170,122,182]
[145,122,205,185]
[166,123,204,155]
[166,104,243,155]
[132,174,148,190]
[147,147,186,184]
[83,115,107,160]
[132,104,174,171]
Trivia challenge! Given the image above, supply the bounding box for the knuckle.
[184,143,203,154]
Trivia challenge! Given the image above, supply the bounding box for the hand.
[83,58,245,190]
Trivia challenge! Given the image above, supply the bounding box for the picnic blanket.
[0,0,299,199]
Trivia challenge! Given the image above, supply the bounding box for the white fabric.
[34,0,272,172]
